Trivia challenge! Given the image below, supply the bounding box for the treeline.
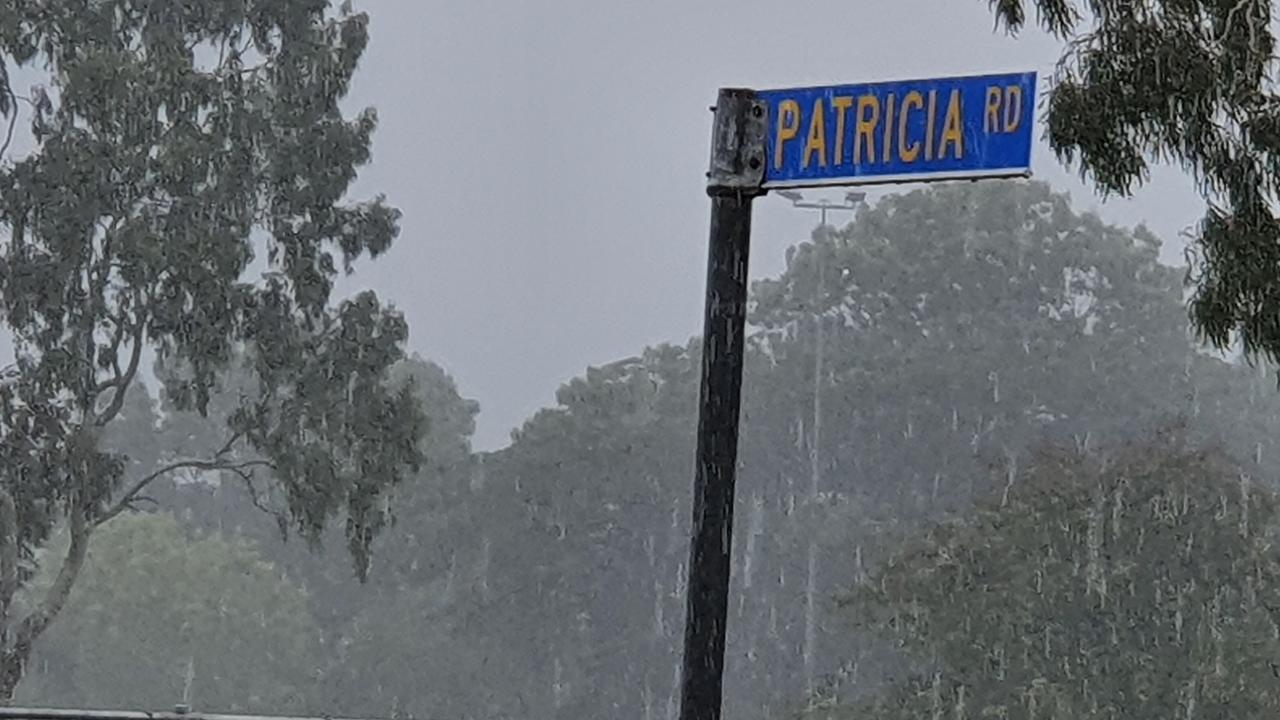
[18,181,1280,719]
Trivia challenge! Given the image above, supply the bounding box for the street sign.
[682,74,1038,720]
[760,71,1036,188]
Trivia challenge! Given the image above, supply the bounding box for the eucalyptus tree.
[988,0,1280,362]
[0,0,424,698]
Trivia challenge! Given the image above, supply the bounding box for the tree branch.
[215,430,245,458]
[1215,0,1254,46]
[95,456,274,528]
[101,313,129,381]
[92,315,145,427]
[0,86,15,165]
[0,429,269,691]
[232,468,290,539]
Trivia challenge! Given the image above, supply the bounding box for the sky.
[326,0,1205,449]
[0,0,1208,450]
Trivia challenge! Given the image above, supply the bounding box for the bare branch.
[128,495,159,510]
[96,456,274,528]
[233,468,290,539]
[216,430,245,459]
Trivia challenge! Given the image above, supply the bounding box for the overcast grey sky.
[0,2,1207,450]
[327,0,1206,449]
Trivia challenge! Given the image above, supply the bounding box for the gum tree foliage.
[743,179,1257,715]
[345,181,1280,719]
[0,0,425,698]
[767,180,1280,716]
[811,428,1280,720]
[987,0,1280,362]
[15,513,321,714]
[158,355,479,633]
[9,355,474,717]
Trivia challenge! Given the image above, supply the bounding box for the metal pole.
[679,88,766,720]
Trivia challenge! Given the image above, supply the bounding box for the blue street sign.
[760,71,1036,188]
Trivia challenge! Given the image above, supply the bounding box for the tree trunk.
[0,499,92,702]
[0,489,19,704]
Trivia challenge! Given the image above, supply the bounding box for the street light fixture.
[776,189,865,228]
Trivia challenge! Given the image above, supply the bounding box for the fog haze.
[333,0,1203,448]
[5,4,1271,717]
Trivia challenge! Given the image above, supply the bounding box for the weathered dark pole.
[678,88,767,720]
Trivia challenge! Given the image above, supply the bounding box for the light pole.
[775,189,865,698]
[773,188,866,497]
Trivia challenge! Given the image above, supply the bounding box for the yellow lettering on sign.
[774,99,801,170]
[899,90,923,162]
[831,96,854,166]
[938,89,964,160]
[802,98,827,169]
[854,95,880,165]
[881,92,896,164]
[985,86,1002,133]
[1003,85,1023,132]
[925,89,937,161]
